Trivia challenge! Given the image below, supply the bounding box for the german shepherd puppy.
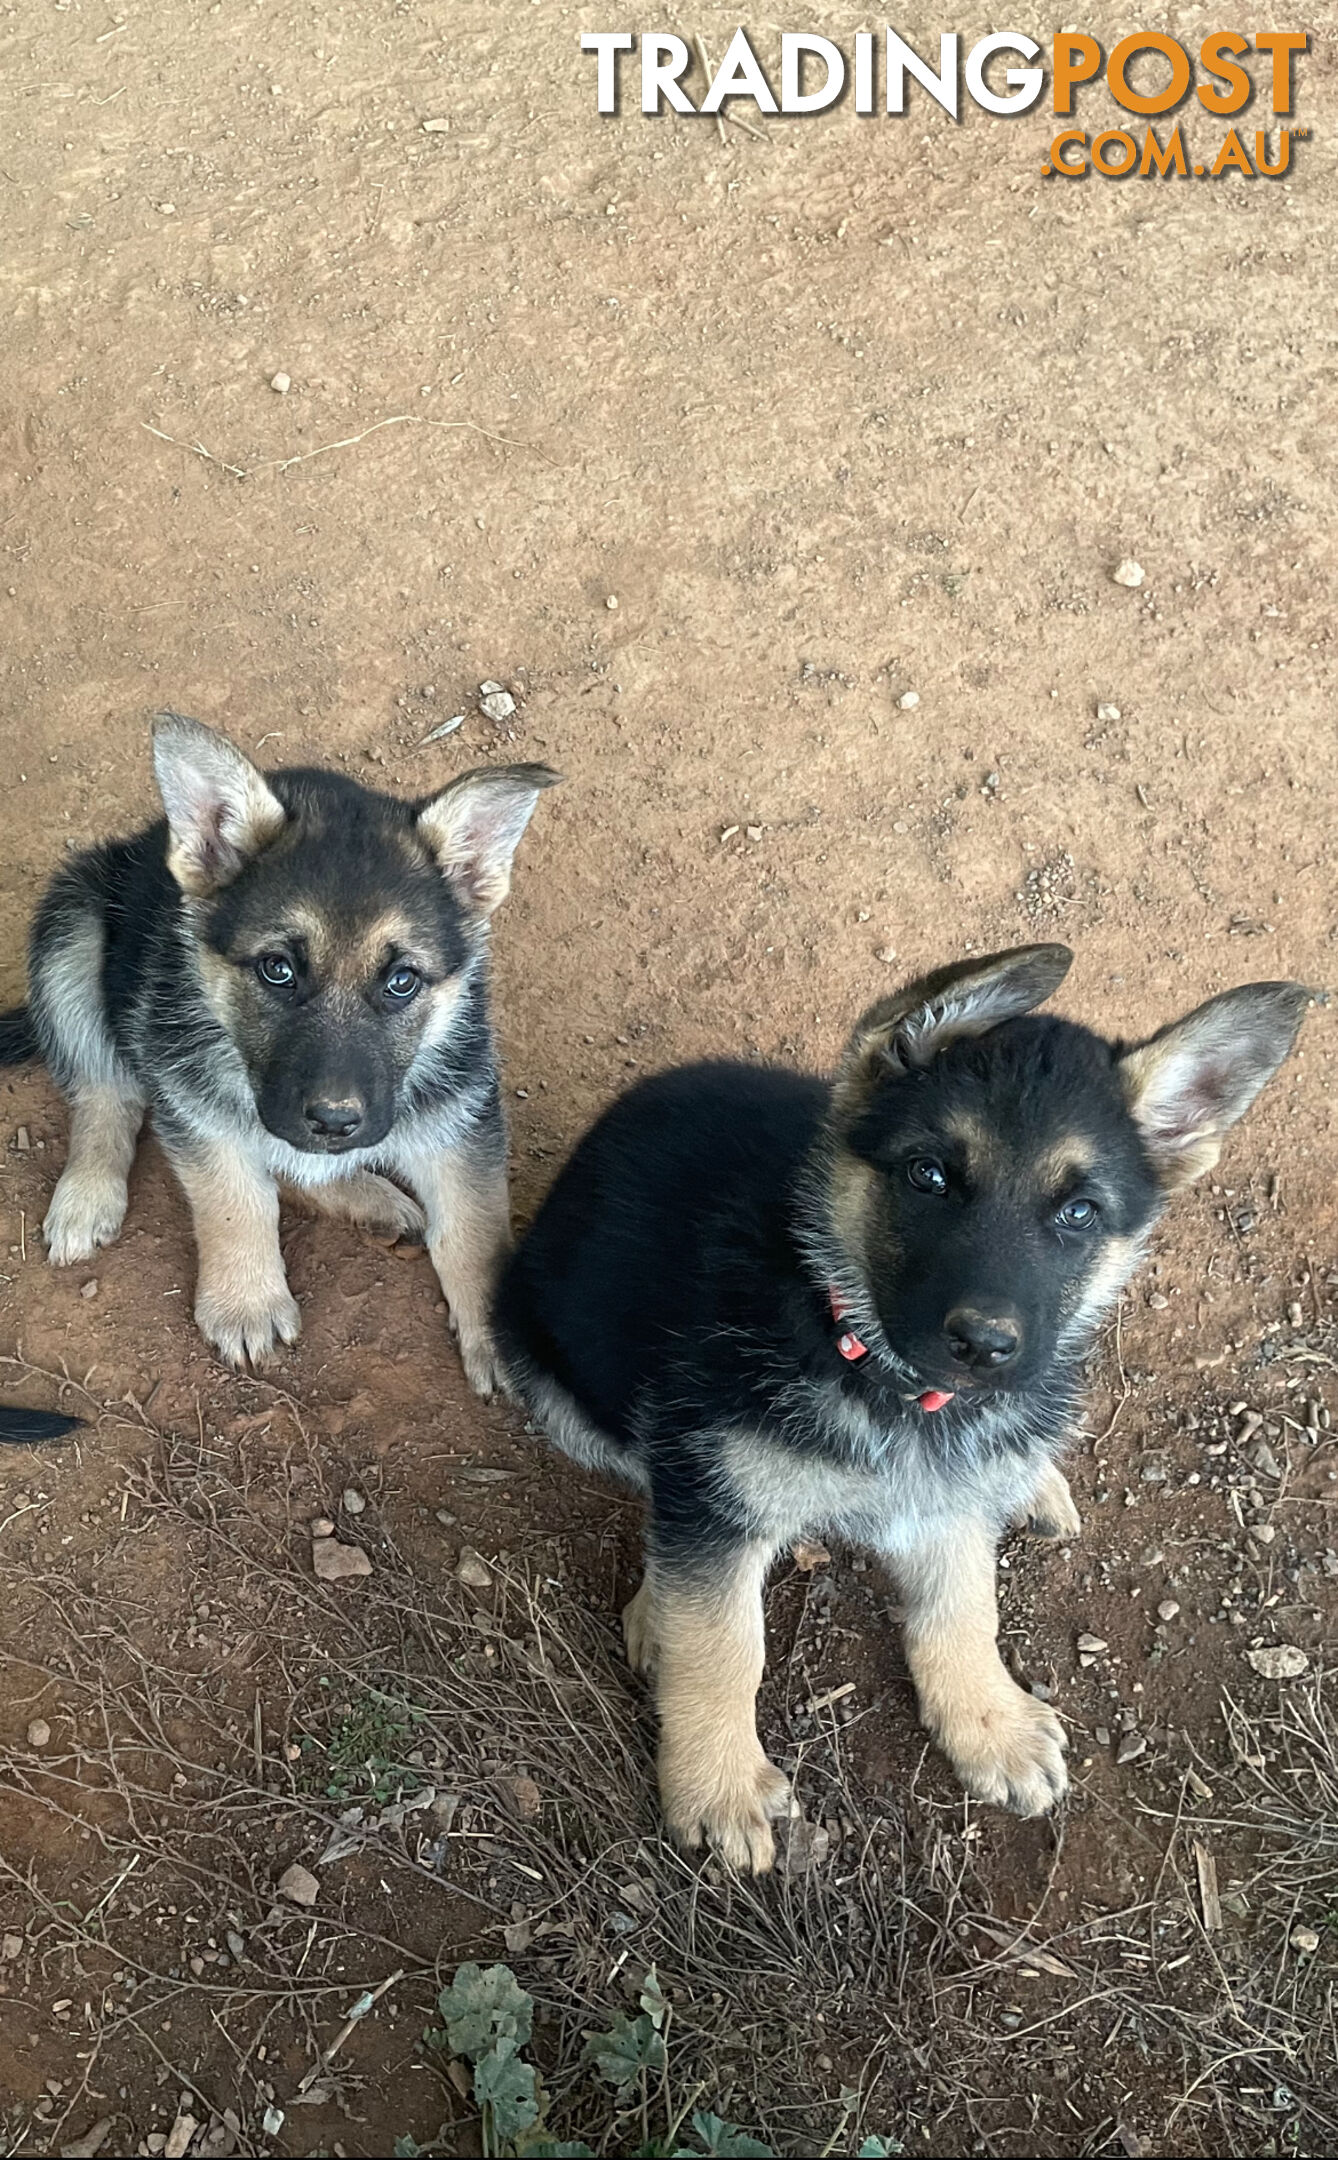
[493,945,1307,1869]
[0,715,556,1392]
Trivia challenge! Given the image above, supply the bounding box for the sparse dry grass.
[0,1368,1334,2157]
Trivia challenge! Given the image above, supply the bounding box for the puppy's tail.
[0,1004,37,1066]
[0,1406,83,1444]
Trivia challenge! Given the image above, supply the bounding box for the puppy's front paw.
[195,1281,301,1369]
[621,1580,659,1675]
[933,1680,1068,1817]
[659,1742,793,1873]
[456,1323,502,1399]
[44,1175,128,1267]
[1023,1463,1082,1542]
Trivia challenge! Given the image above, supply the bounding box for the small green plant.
[419,1961,896,2159]
[300,1681,426,1806]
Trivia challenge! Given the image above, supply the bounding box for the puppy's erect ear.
[838,944,1073,1100]
[153,713,287,896]
[416,762,560,916]
[1117,981,1309,1188]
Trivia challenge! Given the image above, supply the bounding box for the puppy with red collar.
[494,945,1306,1870]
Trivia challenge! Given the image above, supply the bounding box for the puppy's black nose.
[944,1308,1022,1371]
[304,1097,365,1141]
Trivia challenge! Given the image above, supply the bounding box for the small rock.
[897,690,920,710]
[421,116,451,133]
[1096,702,1122,722]
[1236,1409,1264,1444]
[1146,1291,1168,1310]
[875,945,898,965]
[1252,1522,1276,1545]
[312,1538,373,1583]
[26,1719,51,1749]
[262,2107,285,2138]
[1112,558,1144,588]
[456,1547,493,1591]
[1246,1644,1309,1680]
[1157,1600,1181,1623]
[342,1487,366,1516]
[147,2137,167,2156]
[434,1508,458,1526]
[80,1278,98,1299]
[276,1862,320,1907]
[745,824,763,842]
[1290,1926,1320,1955]
[1077,1633,1108,1655]
[15,1125,30,1151]
[2,1932,23,1959]
[310,1516,335,1538]
[1249,1439,1283,1480]
[269,371,291,395]
[164,2115,198,2160]
[477,681,516,724]
[1116,1732,1147,1764]
[502,1774,542,1820]
[1093,1726,1111,1747]
[605,594,619,610]
[790,1538,832,1571]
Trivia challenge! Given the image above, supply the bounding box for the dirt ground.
[1,6,1335,2156]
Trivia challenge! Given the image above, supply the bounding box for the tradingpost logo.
[581,29,1310,180]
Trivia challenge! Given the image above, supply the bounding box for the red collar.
[827,1288,955,1413]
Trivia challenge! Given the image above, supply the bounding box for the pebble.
[1147,1291,1168,1310]
[342,1487,366,1516]
[1,1932,22,1959]
[502,1774,542,1820]
[26,1719,50,1749]
[1245,1644,1309,1680]
[421,116,451,133]
[790,1538,832,1571]
[1077,1633,1108,1655]
[1249,1439,1283,1480]
[269,371,290,395]
[897,690,920,710]
[1095,702,1122,722]
[1157,1600,1181,1622]
[310,1516,335,1539]
[1093,1725,1111,1747]
[16,1126,30,1151]
[1112,558,1145,588]
[1252,1522,1276,1545]
[478,681,516,723]
[1290,1926,1320,1955]
[312,1538,373,1583]
[1115,1732,1147,1764]
[456,1547,493,1590]
[80,1279,99,1300]
[276,1863,320,1907]
[876,945,897,965]
[605,594,619,610]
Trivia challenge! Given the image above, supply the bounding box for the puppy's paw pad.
[943,1689,1068,1818]
[662,1753,792,1874]
[196,1286,301,1369]
[44,1181,127,1267]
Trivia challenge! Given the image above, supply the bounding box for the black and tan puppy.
[0,715,556,1391]
[494,946,1307,1868]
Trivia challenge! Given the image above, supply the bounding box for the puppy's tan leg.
[649,1546,790,1873]
[892,1518,1067,1816]
[289,1171,427,1245]
[44,1086,144,1265]
[164,1139,299,1368]
[406,1143,511,1397]
[1019,1461,1081,1542]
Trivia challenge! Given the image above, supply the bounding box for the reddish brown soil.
[0,9,1334,2157]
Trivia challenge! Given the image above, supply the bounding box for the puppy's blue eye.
[257,954,295,989]
[907,1158,948,1196]
[1057,1197,1098,1230]
[384,965,422,1003]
